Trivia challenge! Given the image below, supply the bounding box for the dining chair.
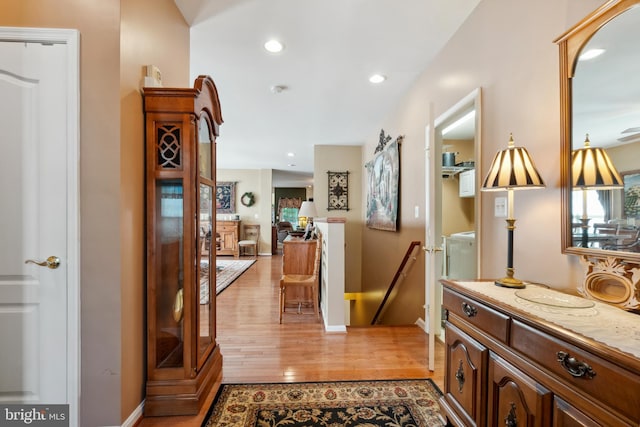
[279,236,321,323]
[238,224,260,257]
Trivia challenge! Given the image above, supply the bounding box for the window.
[280,207,299,228]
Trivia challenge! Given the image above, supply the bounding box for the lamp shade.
[482,134,545,191]
[571,135,623,189]
[298,201,318,218]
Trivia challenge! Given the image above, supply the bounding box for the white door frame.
[0,26,80,425]
[425,88,482,371]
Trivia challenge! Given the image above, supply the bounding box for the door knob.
[422,246,443,253]
[25,256,61,269]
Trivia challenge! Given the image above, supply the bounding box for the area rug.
[200,259,256,304]
[201,379,444,427]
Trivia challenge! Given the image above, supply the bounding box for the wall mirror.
[558,0,640,264]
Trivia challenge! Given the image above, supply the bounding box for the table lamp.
[572,134,623,247]
[298,200,318,235]
[481,134,545,288]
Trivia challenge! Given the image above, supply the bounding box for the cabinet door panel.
[553,397,600,427]
[488,354,552,427]
[443,323,488,427]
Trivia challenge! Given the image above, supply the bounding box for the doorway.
[424,88,481,370]
[0,27,80,425]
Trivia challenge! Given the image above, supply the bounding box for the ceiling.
[175,0,482,184]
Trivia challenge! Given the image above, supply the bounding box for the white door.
[424,105,443,372]
[0,28,79,424]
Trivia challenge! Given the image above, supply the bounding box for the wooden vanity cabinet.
[439,280,640,427]
[142,76,223,416]
[216,220,239,257]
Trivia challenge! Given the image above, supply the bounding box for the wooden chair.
[238,224,260,257]
[279,237,321,323]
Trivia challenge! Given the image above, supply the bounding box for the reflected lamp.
[481,134,545,288]
[572,134,623,247]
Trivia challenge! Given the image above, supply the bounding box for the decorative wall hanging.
[366,130,402,231]
[327,171,349,211]
[216,181,236,213]
[241,192,255,207]
[622,170,640,220]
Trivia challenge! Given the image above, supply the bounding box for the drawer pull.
[556,351,596,379]
[455,359,465,392]
[505,402,518,427]
[461,302,477,317]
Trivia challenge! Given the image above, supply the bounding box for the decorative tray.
[515,288,595,309]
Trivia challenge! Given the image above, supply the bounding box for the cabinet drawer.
[217,225,236,232]
[443,287,510,343]
[511,319,640,423]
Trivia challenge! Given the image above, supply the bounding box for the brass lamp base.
[494,277,526,289]
[494,267,526,289]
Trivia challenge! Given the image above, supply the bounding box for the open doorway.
[425,88,481,369]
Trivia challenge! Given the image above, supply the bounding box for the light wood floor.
[138,254,445,426]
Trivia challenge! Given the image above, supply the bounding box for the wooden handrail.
[371,241,422,325]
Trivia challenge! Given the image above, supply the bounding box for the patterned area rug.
[200,259,256,304]
[201,379,444,426]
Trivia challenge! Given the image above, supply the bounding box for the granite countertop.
[450,281,640,359]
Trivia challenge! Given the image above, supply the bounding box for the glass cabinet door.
[155,181,184,368]
[196,116,215,367]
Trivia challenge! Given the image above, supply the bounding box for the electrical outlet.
[495,197,507,218]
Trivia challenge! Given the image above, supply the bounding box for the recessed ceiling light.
[369,74,386,84]
[579,48,605,61]
[287,152,295,157]
[264,39,284,53]
[287,163,296,167]
[271,85,288,94]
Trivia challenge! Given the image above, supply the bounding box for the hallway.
[139,254,444,426]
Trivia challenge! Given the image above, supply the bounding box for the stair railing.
[371,241,422,325]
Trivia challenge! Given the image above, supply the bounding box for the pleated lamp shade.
[482,134,545,191]
[571,135,623,189]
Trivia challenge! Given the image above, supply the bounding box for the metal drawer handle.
[455,359,465,392]
[461,302,477,317]
[556,351,596,379]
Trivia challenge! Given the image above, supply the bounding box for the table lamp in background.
[572,134,623,248]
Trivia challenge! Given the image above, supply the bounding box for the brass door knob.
[25,256,61,269]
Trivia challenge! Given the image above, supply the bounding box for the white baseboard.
[121,400,144,427]
[415,317,427,332]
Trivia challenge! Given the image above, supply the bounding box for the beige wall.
[362,0,606,326]
[0,0,189,424]
[314,145,363,295]
[217,169,274,254]
[120,0,189,423]
[0,1,122,424]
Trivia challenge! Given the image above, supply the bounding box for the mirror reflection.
[570,5,640,253]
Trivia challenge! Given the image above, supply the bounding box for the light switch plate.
[495,197,507,218]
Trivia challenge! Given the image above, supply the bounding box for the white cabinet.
[315,219,346,332]
[459,169,475,198]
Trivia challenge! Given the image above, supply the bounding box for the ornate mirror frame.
[556,0,640,310]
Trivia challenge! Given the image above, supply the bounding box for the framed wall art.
[216,181,236,214]
[365,130,402,231]
[327,171,349,211]
[622,170,640,220]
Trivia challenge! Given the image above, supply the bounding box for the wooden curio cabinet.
[142,76,223,416]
